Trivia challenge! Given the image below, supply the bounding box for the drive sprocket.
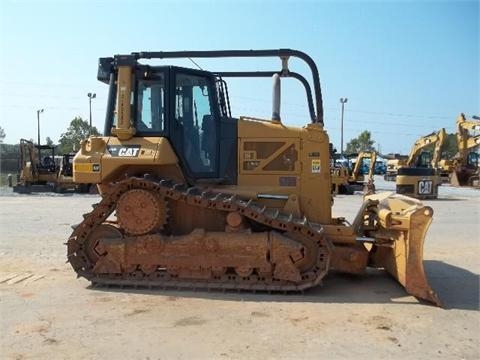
[116,189,168,235]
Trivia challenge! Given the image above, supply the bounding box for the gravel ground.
[0,177,479,359]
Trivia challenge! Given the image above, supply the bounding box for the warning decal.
[311,159,321,174]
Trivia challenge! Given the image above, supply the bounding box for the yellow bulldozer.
[395,129,446,199]
[67,49,440,305]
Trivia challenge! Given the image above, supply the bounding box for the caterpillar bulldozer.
[67,49,440,305]
[449,113,480,187]
[395,129,446,199]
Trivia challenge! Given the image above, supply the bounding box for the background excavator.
[67,49,440,305]
[13,139,88,193]
[448,113,480,187]
[331,151,376,195]
[13,139,57,193]
[395,129,446,199]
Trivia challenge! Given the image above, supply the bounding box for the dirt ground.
[0,177,479,359]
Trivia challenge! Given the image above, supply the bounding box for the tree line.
[0,117,100,172]
[343,130,458,159]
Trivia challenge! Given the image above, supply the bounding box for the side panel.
[237,119,301,199]
[73,136,185,186]
[236,118,332,224]
[299,123,332,224]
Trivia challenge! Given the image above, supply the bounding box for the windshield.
[136,73,166,134]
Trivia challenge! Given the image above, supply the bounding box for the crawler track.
[67,177,332,292]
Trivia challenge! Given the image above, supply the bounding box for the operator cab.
[100,63,235,183]
[37,145,57,174]
[466,151,479,169]
[415,151,432,168]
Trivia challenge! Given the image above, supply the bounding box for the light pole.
[87,92,96,135]
[36,109,44,146]
[339,97,348,157]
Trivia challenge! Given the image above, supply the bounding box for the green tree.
[0,126,5,144]
[345,130,375,155]
[58,117,100,154]
[442,133,458,159]
[0,142,20,172]
[45,136,54,146]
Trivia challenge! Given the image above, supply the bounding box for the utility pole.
[87,92,96,135]
[339,98,348,157]
[36,109,44,145]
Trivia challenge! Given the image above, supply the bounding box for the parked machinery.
[13,139,82,193]
[67,49,439,305]
[395,129,446,199]
[438,158,455,183]
[59,152,76,178]
[331,151,376,195]
[351,150,377,194]
[13,139,59,193]
[449,113,480,187]
[330,165,350,195]
[384,155,407,181]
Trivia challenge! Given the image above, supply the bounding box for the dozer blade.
[365,193,441,306]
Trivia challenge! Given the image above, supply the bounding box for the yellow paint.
[74,163,96,173]
[111,66,136,140]
[234,117,332,224]
[73,136,183,186]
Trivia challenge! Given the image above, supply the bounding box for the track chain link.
[67,177,332,292]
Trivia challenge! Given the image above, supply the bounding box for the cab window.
[136,74,166,134]
[175,73,217,175]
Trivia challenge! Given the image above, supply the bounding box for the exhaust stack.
[272,74,281,121]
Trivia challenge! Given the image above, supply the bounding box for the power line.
[0,80,101,89]
[231,104,455,131]
[0,104,105,111]
[0,93,106,101]
[230,95,456,120]
[0,80,464,121]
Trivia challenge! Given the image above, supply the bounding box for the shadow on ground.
[424,260,479,311]
[87,261,479,310]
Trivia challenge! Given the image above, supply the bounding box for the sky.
[0,0,478,154]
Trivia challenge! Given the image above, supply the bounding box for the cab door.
[170,69,219,180]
